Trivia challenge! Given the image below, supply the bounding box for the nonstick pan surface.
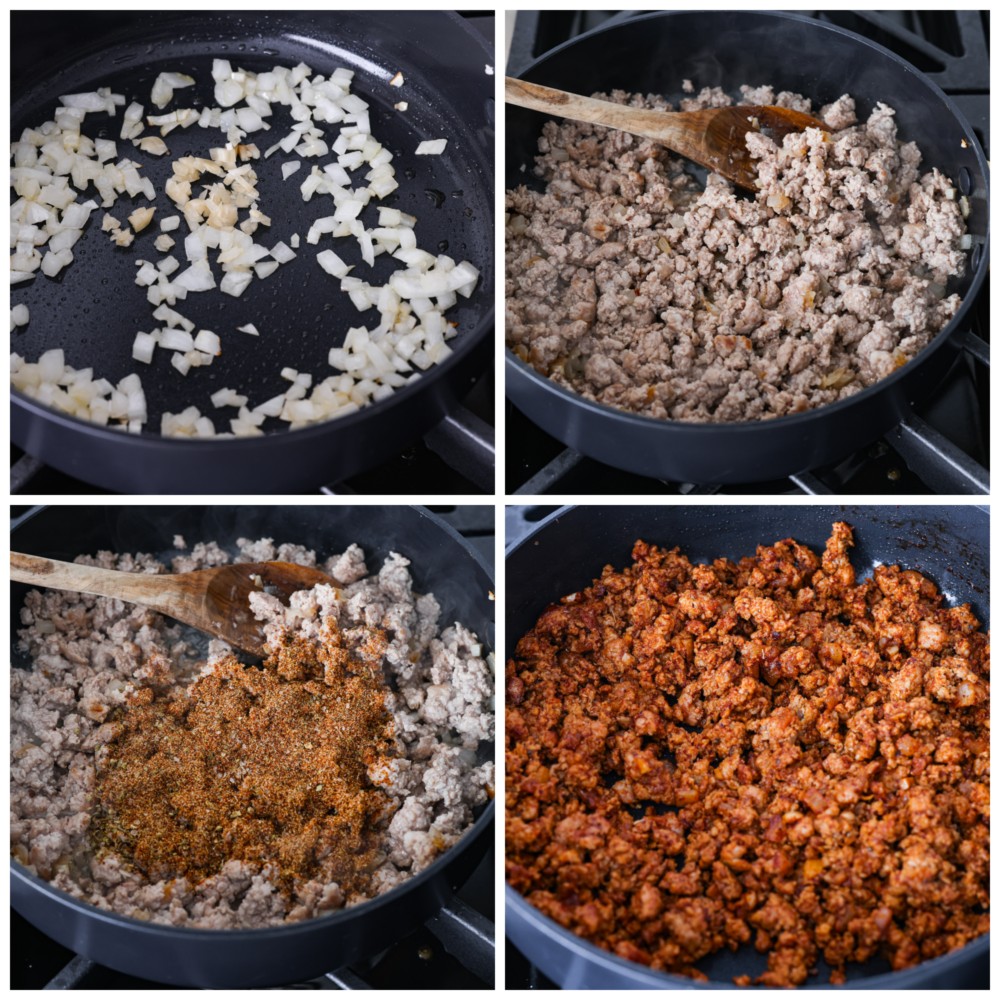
[11,12,495,493]
[504,11,989,484]
[505,504,989,988]
[11,504,495,988]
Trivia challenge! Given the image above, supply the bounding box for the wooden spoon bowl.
[505,77,829,191]
[10,553,340,656]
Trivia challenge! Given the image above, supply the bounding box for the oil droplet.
[451,190,463,198]
[424,189,445,209]
[437,240,449,252]
[403,168,416,180]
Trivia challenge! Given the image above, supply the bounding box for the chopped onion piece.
[174,262,217,292]
[390,72,404,87]
[254,260,280,279]
[134,262,158,286]
[138,136,170,155]
[132,331,157,364]
[160,215,181,231]
[154,234,175,252]
[316,249,352,277]
[193,329,221,355]
[161,329,194,352]
[282,160,301,180]
[394,102,408,111]
[237,323,259,336]
[269,241,296,263]
[128,206,156,233]
[151,72,195,109]
[254,394,285,417]
[11,304,30,326]
[157,255,181,276]
[415,139,448,156]
[219,270,253,297]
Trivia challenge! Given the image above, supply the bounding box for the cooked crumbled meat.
[505,523,988,987]
[171,540,230,574]
[234,536,276,563]
[506,84,967,422]
[13,540,493,929]
[275,542,317,567]
[325,542,368,584]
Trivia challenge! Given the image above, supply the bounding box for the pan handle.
[425,898,495,986]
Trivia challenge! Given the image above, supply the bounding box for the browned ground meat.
[505,84,968,422]
[505,523,989,986]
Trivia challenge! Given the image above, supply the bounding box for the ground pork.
[506,83,968,422]
[505,523,988,986]
[12,538,494,929]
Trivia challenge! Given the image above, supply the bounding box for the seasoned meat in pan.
[505,522,988,986]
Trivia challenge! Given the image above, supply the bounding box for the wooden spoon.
[505,77,828,192]
[10,553,341,657]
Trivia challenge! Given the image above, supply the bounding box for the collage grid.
[6,8,992,993]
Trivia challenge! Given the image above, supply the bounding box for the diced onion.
[269,241,296,263]
[194,329,221,354]
[138,136,170,155]
[415,139,447,156]
[132,331,157,364]
[12,54,479,438]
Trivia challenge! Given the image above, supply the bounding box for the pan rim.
[505,882,990,990]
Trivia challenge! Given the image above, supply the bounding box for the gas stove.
[505,10,989,495]
[10,505,496,989]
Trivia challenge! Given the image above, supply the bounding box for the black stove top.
[11,505,496,990]
[505,10,989,496]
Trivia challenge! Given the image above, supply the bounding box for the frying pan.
[504,11,990,484]
[11,504,495,988]
[505,504,989,989]
[10,12,495,494]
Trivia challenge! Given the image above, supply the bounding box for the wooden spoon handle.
[505,76,701,161]
[10,552,198,621]
[506,77,645,132]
